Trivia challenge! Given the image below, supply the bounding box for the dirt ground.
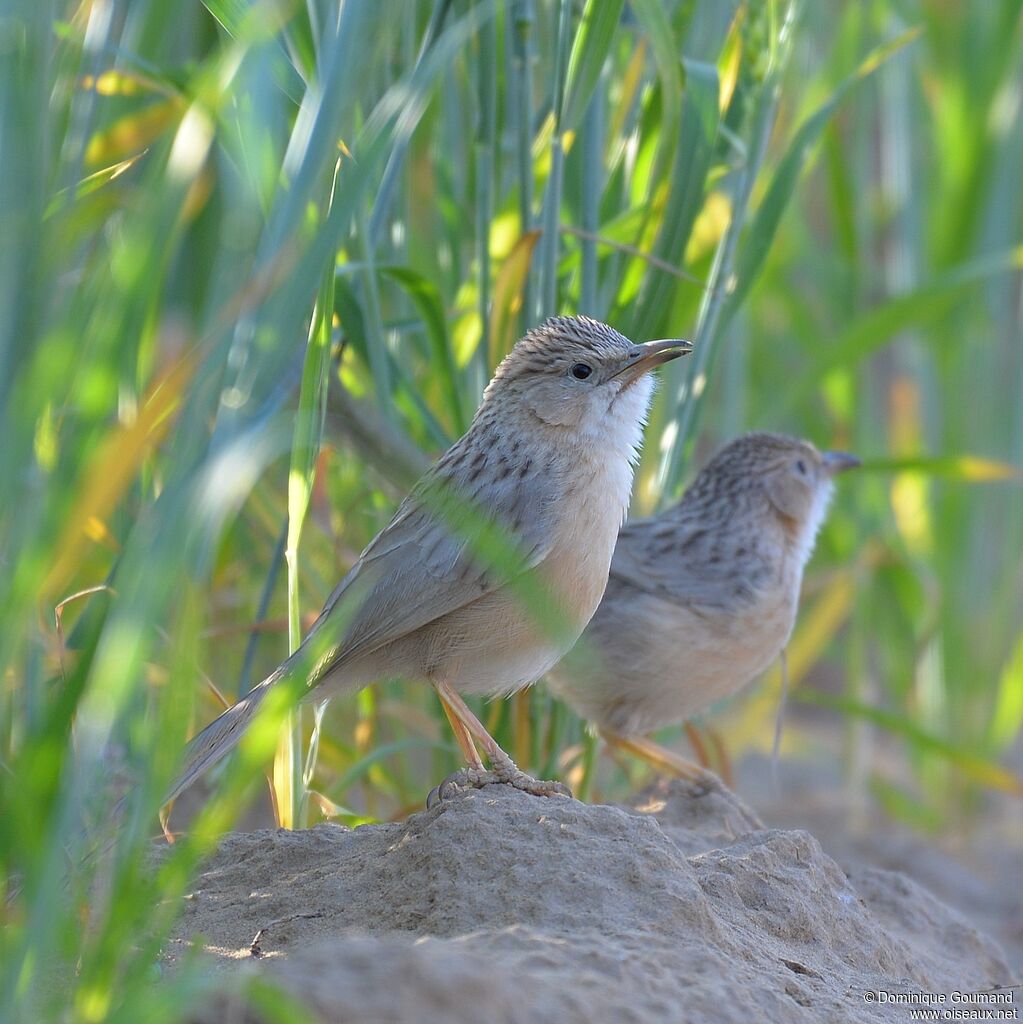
[737,752,1023,973]
[163,766,1020,1023]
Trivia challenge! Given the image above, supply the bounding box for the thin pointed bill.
[822,451,861,474]
[614,338,692,387]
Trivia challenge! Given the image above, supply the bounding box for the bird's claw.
[426,766,572,808]
[426,768,497,808]
[728,794,764,832]
[677,772,763,832]
[503,773,573,799]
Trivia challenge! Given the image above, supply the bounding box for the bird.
[166,316,690,809]
[546,432,859,810]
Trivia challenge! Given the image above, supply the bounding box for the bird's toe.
[426,765,572,805]
[425,767,499,808]
[499,769,573,800]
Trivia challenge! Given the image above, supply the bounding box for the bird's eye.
[795,459,807,475]
[570,363,593,380]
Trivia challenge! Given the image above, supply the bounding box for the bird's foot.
[725,799,764,836]
[426,767,498,808]
[601,729,762,832]
[679,772,763,832]
[426,760,571,809]
[497,769,573,799]
[487,750,573,799]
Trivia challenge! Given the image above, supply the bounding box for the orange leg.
[513,690,532,770]
[683,722,712,768]
[599,727,761,830]
[433,680,511,766]
[429,680,570,800]
[704,725,734,788]
[683,721,735,787]
[435,687,485,771]
[601,728,715,785]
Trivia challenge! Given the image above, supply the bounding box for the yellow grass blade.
[488,229,540,369]
[990,631,1023,749]
[40,348,197,603]
[860,454,1022,482]
[85,99,184,166]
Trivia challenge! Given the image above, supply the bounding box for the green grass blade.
[627,0,682,192]
[561,0,624,134]
[989,631,1023,749]
[721,26,923,325]
[472,7,498,400]
[857,455,1021,481]
[778,246,1023,413]
[510,0,537,329]
[797,690,1023,796]
[621,58,719,344]
[381,265,469,434]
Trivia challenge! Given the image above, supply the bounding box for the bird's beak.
[614,338,692,387]
[822,450,861,475]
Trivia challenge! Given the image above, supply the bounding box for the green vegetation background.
[2,1,1021,1020]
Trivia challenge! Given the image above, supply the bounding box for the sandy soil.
[164,778,1018,1023]
[735,753,1023,973]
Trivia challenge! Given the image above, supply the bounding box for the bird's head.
[484,316,690,454]
[697,432,859,561]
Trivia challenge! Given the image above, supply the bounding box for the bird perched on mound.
[167,316,689,808]
[546,432,858,802]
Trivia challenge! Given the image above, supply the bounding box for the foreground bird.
[547,432,858,795]
[167,316,689,807]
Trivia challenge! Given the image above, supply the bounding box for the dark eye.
[795,459,807,475]
[570,363,592,380]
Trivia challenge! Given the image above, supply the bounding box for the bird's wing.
[607,517,747,612]
[165,452,561,806]
[297,455,560,684]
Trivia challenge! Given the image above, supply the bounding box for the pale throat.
[603,374,655,464]
[788,480,835,571]
[578,378,654,517]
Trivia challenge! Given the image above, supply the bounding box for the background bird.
[546,432,859,804]
[166,316,688,810]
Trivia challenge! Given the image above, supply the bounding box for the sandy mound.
[735,753,1023,971]
[166,781,1015,1023]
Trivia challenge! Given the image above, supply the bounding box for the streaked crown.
[490,316,634,386]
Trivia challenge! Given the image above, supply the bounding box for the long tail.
[164,667,284,806]
[166,587,352,807]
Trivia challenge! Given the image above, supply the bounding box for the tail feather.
[165,609,348,808]
[164,673,278,806]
